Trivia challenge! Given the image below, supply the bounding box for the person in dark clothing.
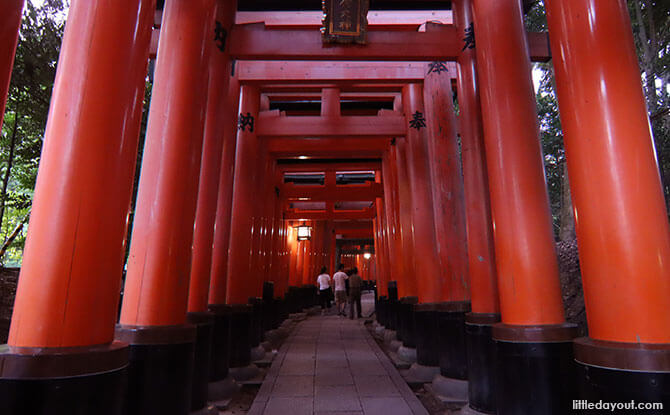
[348,267,363,319]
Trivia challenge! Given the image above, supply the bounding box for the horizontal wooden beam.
[282,183,383,201]
[333,221,374,231]
[238,61,451,84]
[260,84,410,93]
[279,161,381,172]
[235,11,453,29]
[267,138,390,158]
[284,208,375,220]
[337,229,374,238]
[267,92,398,102]
[257,113,406,138]
[229,23,551,62]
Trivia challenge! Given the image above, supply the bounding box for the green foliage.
[0,0,66,265]
[526,1,670,238]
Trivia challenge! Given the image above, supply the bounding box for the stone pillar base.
[230,364,261,382]
[458,404,492,415]
[397,346,417,363]
[190,405,219,415]
[250,345,266,362]
[208,375,240,403]
[402,363,440,384]
[427,374,469,404]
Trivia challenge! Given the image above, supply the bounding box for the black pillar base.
[437,301,471,380]
[414,303,440,367]
[465,313,500,414]
[574,337,670,414]
[186,312,214,412]
[262,282,278,331]
[207,304,231,382]
[397,296,418,346]
[228,304,252,368]
[286,286,301,313]
[376,296,388,327]
[115,324,196,415]
[493,323,577,415]
[248,297,263,347]
[0,342,128,415]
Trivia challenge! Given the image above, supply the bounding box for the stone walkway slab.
[249,297,429,415]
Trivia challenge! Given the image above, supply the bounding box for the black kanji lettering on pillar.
[409,111,426,130]
[462,22,475,51]
[214,21,227,52]
[238,112,255,132]
[427,61,449,75]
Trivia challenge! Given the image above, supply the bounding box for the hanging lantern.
[363,252,371,260]
[296,224,312,241]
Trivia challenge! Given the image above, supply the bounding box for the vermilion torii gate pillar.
[473,0,577,413]
[207,73,239,388]
[117,0,216,413]
[186,1,235,410]
[545,0,670,406]
[226,84,261,377]
[414,63,471,385]
[394,84,442,363]
[454,0,501,412]
[0,0,22,127]
[0,0,155,413]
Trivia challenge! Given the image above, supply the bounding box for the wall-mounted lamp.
[363,252,371,260]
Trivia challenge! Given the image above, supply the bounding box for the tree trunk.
[0,209,30,264]
[0,112,20,233]
[559,162,576,241]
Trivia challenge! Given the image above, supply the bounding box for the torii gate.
[0,1,668,415]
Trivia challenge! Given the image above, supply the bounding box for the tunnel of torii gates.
[0,0,669,414]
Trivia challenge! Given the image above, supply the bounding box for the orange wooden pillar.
[414,65,472,379]
[453,0,500,411]
[208,75,240,307]
[0,0,22,127]
[401,84,443,303]
[424,66,469,303]
[117,0,215,413]
[381,148,403,298]
[185,0,235,407]
[394,141,418,299]
[473,0,575,412]
[207,73,239,384]
[225,84,260,371]
[545,0,670,404]
[1,0,154,412]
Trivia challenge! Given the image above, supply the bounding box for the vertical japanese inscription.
[462,22,475,51]
[238,113,255,132]
[214,21,227,52]
[409,111,426,130]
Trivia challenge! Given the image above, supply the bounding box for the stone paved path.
[248,297,429,415]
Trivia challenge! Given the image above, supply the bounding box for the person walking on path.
[316,267,332,314]
[332,264,348,317]
[348,267,363,319]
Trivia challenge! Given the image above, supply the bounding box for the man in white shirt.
[316,267,332,313]
[332,264,349,317]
